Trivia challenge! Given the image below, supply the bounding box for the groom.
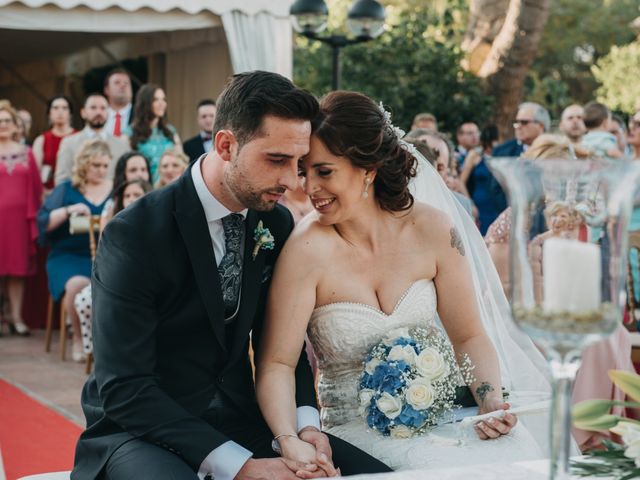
[72,71,392,479]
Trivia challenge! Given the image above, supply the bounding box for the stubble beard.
[224,165,282,212]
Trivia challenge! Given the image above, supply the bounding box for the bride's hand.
[279,437,340,478]
[474,397,517,440]
[279,436,318,464]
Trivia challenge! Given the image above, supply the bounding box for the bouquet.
[358,326,474,438]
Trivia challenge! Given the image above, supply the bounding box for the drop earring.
[362,177,371,199]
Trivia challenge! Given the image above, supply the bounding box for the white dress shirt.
[105,103,132,136]
[191,157,321,480]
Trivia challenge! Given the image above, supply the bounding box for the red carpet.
[0,380,82,479]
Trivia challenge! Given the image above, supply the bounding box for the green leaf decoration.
[573,414,620,432]
[610,371,640,403]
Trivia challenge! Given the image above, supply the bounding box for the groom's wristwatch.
[271,434,298,455]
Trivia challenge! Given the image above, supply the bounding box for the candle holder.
[488,157,640,480]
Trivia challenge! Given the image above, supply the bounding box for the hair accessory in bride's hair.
[377,101,419,158]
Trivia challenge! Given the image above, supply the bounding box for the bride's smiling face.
[300,135,372,224]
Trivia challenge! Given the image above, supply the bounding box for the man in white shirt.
[72,71,391,480]
[103,68,133,137]
[54,94,129,184]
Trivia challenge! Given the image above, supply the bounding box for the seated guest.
[155,149,189,188]
[32,95,76,191]
[0,100,43,336]
[37,139,113,362]
[99,151,151,229]
[124,84,181,183]
[54,94,129,185]
[75,178,153,357]
[183,99,216,162]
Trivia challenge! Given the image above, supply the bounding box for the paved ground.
[0,329,87,426]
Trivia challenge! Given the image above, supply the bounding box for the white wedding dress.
[307,278,547,471]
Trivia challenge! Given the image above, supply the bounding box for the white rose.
[365,358,382,375]
[406,378,435,410]
[625,438,640,467]
[359,389,375,407]
[390,425,413,439]
[383,327,411,346]
[376,392,403,419]
[387,345,417,367]
[416,347,449,381]
[612,422,640,466]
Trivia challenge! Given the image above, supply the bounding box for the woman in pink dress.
[0,100,43,335]
[32,95,76,191]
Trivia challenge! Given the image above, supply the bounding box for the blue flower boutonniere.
[252,220,275,260]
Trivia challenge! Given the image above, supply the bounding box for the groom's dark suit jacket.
[72,165,316,478]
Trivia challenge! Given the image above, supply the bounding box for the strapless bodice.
[308,279,437,428]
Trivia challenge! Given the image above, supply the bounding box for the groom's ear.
[215,130,236,162]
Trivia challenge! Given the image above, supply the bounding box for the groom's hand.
[298,427,339,477]
[235,458,324,480]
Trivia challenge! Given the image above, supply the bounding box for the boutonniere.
[252,220,275,260]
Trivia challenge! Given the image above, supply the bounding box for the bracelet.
[273,433,298,442]
[271,433,298,455]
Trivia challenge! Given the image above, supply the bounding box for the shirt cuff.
[198,440,253,480]
[296,406,321,433]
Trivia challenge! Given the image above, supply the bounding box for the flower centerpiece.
[572,370,640,479]
[358,326,474,438]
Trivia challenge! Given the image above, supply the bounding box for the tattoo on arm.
[450,227,465,256]
[475,382,495,403]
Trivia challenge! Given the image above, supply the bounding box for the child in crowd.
[581,102,624,159]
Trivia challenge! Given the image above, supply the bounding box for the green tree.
[529,0,638,117]
[293,0,493,133]
[592,40,640,114]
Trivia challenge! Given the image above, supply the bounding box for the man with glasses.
[492,102,550,157]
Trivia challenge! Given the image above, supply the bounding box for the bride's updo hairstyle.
[313,91,417,212]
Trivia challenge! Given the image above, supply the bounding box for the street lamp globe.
[290,0,329,35]
[347,0,386,39]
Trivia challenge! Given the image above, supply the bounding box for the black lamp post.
[290,0,386,91]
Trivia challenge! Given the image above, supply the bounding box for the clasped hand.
[280,429,340,478]
[474,396,518,440]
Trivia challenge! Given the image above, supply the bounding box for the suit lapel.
[173,174,227,353]
[230,210,266,358]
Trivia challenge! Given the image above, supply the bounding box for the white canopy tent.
[0,0,294,135]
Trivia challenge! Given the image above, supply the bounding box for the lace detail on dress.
[484,207,511,245]
[308,279,437,428]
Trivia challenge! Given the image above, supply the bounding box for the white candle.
[542,237,601,313]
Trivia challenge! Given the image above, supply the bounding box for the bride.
[255,91,551,472]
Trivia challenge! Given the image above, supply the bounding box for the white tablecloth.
[348,459,611,480]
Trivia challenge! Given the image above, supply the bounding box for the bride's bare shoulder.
[281,213,336,262]
[409,202,454,236]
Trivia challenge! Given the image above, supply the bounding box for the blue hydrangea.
[367,405,391,434]
[397,404,429,429]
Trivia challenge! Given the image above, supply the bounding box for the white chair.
[18,472,70,480]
